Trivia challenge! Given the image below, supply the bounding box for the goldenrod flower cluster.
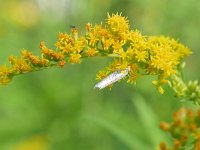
[0,13,191,94]
[159,107,200,150]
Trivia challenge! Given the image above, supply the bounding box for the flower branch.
[0,13,198,101]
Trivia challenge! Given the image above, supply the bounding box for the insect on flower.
[94,67,130,90]
[70,25,78,41]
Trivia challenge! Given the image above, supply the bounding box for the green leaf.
[83,114,151,150]
[132,93,164,146]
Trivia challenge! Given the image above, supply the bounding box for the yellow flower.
[57,32,70,42]
[86,48,98,57]
[12,59,32,73]
[157,86,164,94]
[96,70,110,81]
[112,42,125,57]
[127,64,139,84]
[87,25,105,47]
[21,50,40,65]
[56,33,73,53]
[70,26,78,41]
[41,46,65,61]
[102,38,114,50]
[147,36,190,78]
[116,61,129,70]
[62,44,71,54]
[88,33,99,47]
[9,55,16,64]
[86,22,92,32]
[107,13,129,40]
[69,53,81,64]
[127,30,148,62]
[135,51,147,62]
[0,65,12,85]
[106,59,121,72]
[40,58,49,66]
[58,60,66,68]
[73,37,86,53]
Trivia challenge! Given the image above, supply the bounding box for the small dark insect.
[70,25,76,29]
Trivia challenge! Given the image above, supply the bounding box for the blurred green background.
[0,0,200,150]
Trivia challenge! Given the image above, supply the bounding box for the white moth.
[94,67,130,90]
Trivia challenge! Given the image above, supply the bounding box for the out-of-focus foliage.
[0,0,200,150]
[159,107,200,150]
